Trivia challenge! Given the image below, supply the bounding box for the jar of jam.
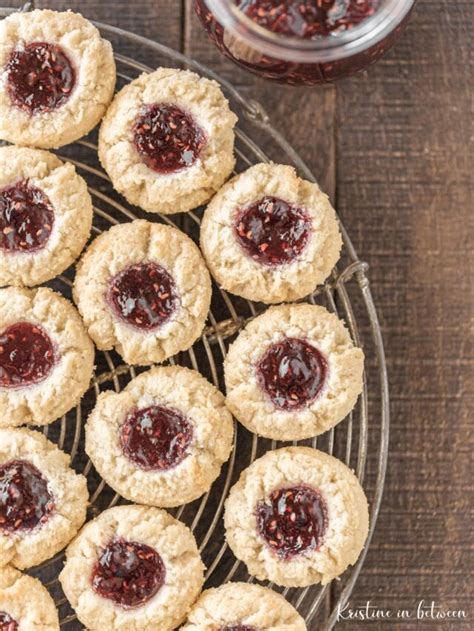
[193,0,415,85]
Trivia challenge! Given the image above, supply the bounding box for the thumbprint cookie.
[0,146,92,287]
[73,220,211,366]
[224,304,364,441]
[0,286,94,427]
[85,366,234,507]
[0,428,88,569]
[224,447,369,587]
[200,163,342,304]
[99,67,237,214]
[59,504,204,631]
[0,566,60,630]
[183,582,306,630]
[0,9,116,148]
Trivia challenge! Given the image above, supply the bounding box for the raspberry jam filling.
[91,539,165,608]
[257,337,327,410]
[220,626,257,631]
[0,181,54,253]
[234,196,311,266]
[256,485,328,559]
[0,460,55,533]
[0,322,56,389]
[107,263,180,330]
[6,42,75,114]
[133,103,206,174]
[235,0,381,37]
[120,405,193,471]
[0,612,18,631]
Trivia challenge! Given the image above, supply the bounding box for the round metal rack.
[0,4,389,629]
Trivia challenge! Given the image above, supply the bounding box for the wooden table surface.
[5,1,472,629]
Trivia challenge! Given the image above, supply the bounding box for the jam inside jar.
[194,0,415,84]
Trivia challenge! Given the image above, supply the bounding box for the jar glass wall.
[193,0,416,85]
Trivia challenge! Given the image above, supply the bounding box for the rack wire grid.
[0,3,389,629]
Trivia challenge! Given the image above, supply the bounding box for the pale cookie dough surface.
[85,366,234,507]
[0,9,116,148]
[224,447,369,587]
[0,428,88,569]
[59,504,205,631]
[224,304,364,440]
[0,146,92,287]
[98,67,237,214]
[0,566,60,630]
[0,286,95,427]
[200,163,342,304]
[183,582,306,630]
[73,220,212,366]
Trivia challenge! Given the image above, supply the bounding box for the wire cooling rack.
[0,3,389,629]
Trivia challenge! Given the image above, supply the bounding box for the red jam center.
[91,539,165,608]
[256,485,328,559]
[257,337,327,410]
[120,405,193,471]
[0,612,18,631]
[0,322,55,389]
[133,103,206,174]
[235,0,381,37]
[6,42,75,114]
[108,263,179,330]
[0,460,55,533]
[0,181,54,253]
[234,196,311,266]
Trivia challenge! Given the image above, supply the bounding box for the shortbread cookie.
[224,304,364,440]
[85,366,234,507]
[59,504,204,631]
[0,9,116,148]
[201,163,342,303]
[224,447,369,587]
[73,220,211,365]
[99,67,236,214]
[0,286,95,427]
[0,146,92,287]
[183,582,306,630]
[0,566,59,630]
[0,428,88,569]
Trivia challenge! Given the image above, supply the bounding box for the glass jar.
[193,0,415,85]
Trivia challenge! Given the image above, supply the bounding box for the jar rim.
[203,0,415,63]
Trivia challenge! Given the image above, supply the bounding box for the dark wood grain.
[4,0,471,629]
[334,2,473,628]
[39,0,183,49]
